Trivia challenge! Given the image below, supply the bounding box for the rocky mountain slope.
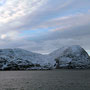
[0,45,90,70]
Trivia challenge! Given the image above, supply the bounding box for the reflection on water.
[0,70,90,90]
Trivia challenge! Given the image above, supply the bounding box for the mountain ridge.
[0,45,90,70]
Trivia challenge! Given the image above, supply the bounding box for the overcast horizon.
[0,0,90,55]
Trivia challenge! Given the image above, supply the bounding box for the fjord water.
[0,70,90,90]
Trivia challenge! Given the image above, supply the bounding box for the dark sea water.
[0,70,90,90]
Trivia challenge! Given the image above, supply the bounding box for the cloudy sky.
[0,0,90,54]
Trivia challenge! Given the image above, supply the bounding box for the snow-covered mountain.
[0,45,90,70]
[50,45,90,69]
[0,48,51,70]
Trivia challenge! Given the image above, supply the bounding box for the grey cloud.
[0,0,90,54]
